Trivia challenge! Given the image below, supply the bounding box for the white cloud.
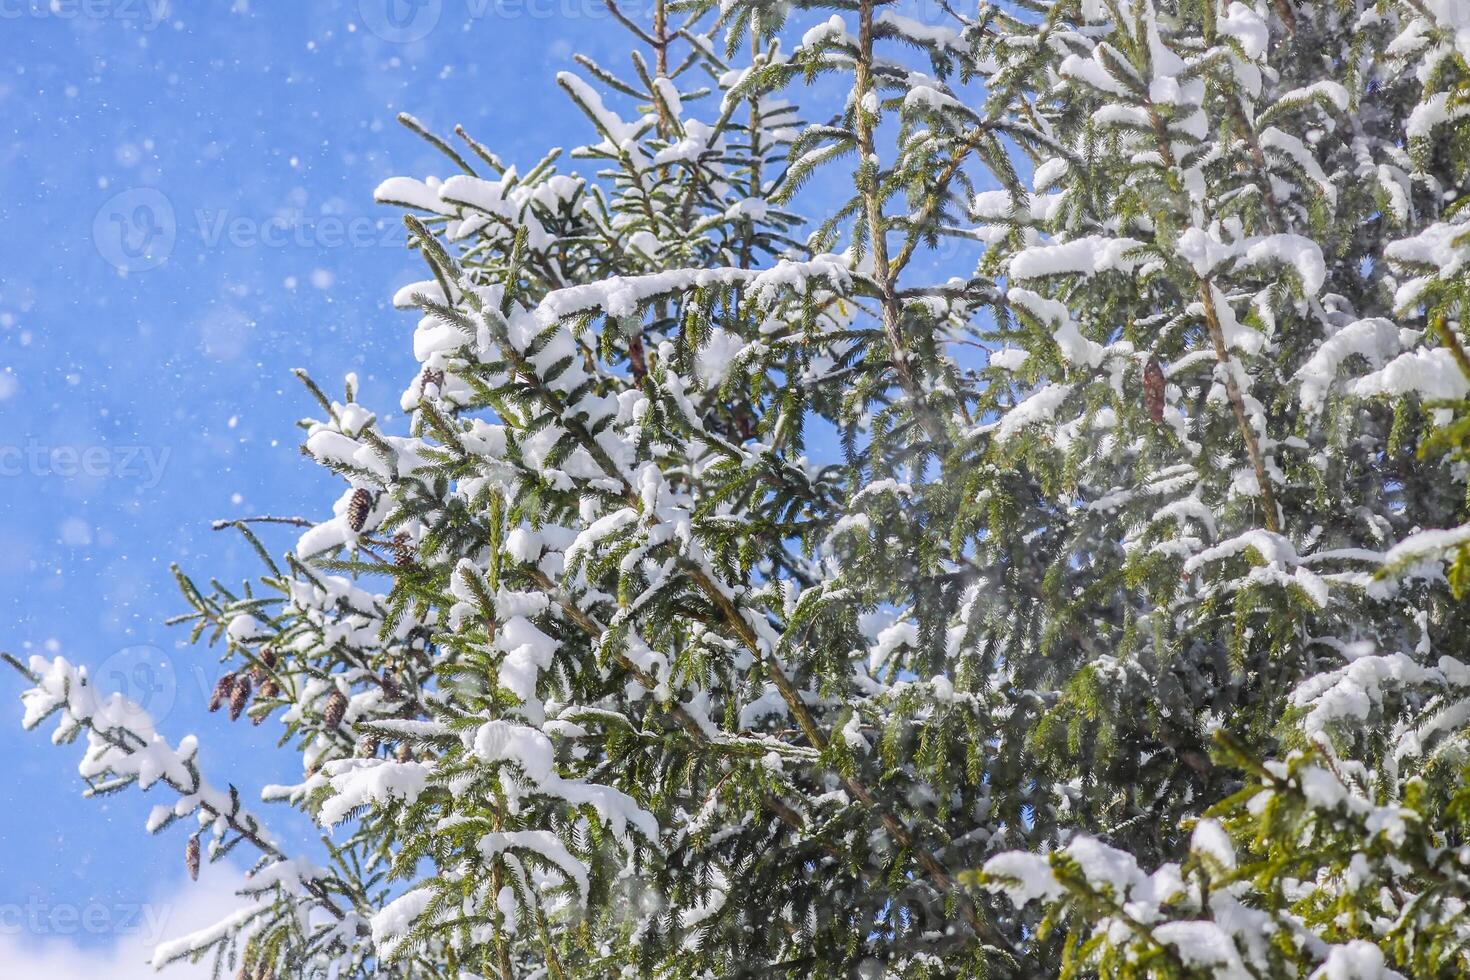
[0,864,249,980]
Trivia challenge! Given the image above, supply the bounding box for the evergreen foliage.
[7,1,1470,976]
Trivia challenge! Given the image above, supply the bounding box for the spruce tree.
[7,1,1470,977]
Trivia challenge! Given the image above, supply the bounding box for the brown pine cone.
[393,531,415,568]
[381,669,402,702]
[229,675,252,722]
[323,689,348,731]
[208,672,236,713]
[1144,356,1166,424]
[185,835,201,881]
[347,488,373,533]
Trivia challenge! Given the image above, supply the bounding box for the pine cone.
[208,672,236,713]
[227,675,251,721]
[1144,356,1166,424]
[185,836,201,881]
[422,366,445,392]
[357,737,379,758]
[262,648,277,669]
[255,678,278,727]
[323,689,348,731]
[347,488,373,533]
[393,531,415,568]
[396,742,414,763]
[734,410,755,443]
[381,669,402,702]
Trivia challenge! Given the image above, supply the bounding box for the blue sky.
[0,1,645,972]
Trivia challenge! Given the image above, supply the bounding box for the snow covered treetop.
[10,1,1470,977]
